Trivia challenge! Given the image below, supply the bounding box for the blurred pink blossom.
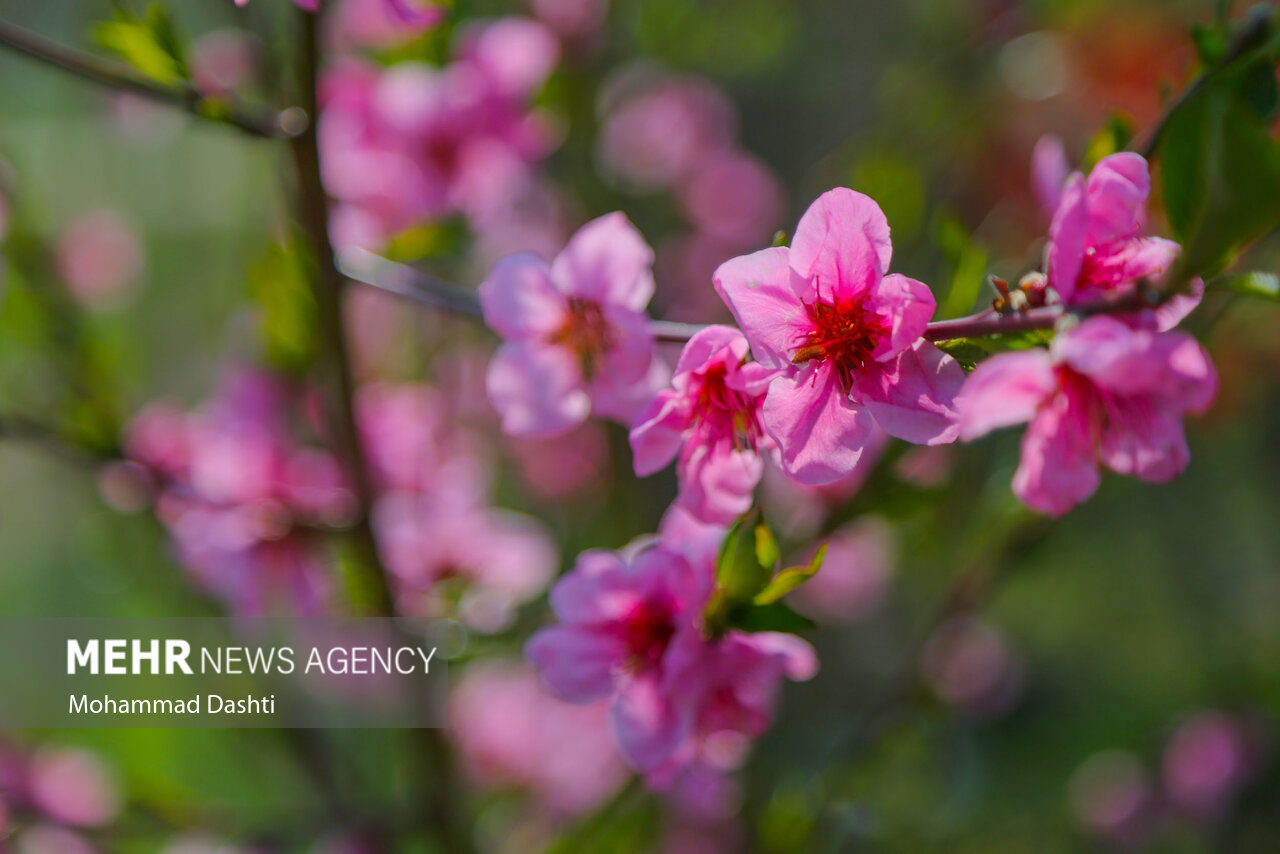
[479,212,664,436]
[319,19,559,252]
[189,29,258,96]
[508,421,611,500]
[677,150,783,247]
[791,517,894,623]
[597,74,736,190]
[329,0,442,51]
[55,210,144,307]
[530,0,608,46]
[451,661,629,814]
[13,825,97,854]
[27,749,120,828]
[920,616,1023,718]
[1069,750,1158,848]
[1162,710,1255,820]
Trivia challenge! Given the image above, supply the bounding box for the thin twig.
[0,18,302,139]
[340,249,1171,345]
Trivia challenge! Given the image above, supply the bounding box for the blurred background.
[1,0,1279,851]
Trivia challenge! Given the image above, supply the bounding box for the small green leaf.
[249,244,319,372]
[714,513,771,605]
[771,230,790,247]
[1192,21,1229,66]
[754,544,827,606]
[754,522,779,572]
[1217,270,1280,300]
[730,602,815,634]
[93,4,188,86]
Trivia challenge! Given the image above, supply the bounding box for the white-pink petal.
[478,252,567,339]
[551,212,655,311]
[789,188,892,303]
[713,246,806,371]
[763,364,876,485]
[856,341,963,445]
[486,341,589,437]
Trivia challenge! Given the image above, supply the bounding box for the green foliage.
[1217,270,1280,300]
[936,216,989,320]
[248,244,318,373]
[704,514,820,636]
[1083,113,1134,170]
[93,3,189,86]
[754,545,826,606]
[1158,13,1280,278]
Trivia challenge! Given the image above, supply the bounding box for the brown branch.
[287,10,393,617]
[340,249,1171,345]
[0,18,302,139]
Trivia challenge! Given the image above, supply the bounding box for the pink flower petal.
[1032,135,1070,221]
[1046,173,1087,302]
[486,341,589,437]
[1085,152,1150,246]
[612,671,690,770]
[548,549,639,623]
[789,188,892,303]
[678,443,763,525]
[552,212,655,311]
[763,364,876,485]
[526,625,628,703]
[590,354,670,426]
[630,391,689,476]
[872,273,936,360]
[713,246,806,370]
[672,324,749,379]
[856,341,963,445]
[958,349,1056,440]
[1099,402,1190,483]
[1154,277,1204,332]
[478,252,567,339]
[1012,404,1101,517]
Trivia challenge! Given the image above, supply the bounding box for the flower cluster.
[123,370,556,627]
[527,540,815,789]
[319,17,562,255]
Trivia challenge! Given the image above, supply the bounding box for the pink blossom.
[509,421,611,500]
[715,188,964,485]
[329,0,442,52]
[319,22,558,251]
[1041,147,1201,330]
[526,544,707,768]
[189,29,257,96]
[630,325,776,524]
[676,150,784,247]
[124,369,353,614]
[597,74,736,190]
[531,0,609,45]
[374,488,557,632]
[1162,711,1254,820]
[27,749,121,828]
[479,212,663,436]
[55,210,144,307]
[527,540,815,774]
[958,315,1217,516]
[451,661,629,815]
[920,616,1023,719]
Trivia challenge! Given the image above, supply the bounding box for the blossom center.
[618,598,676,670]
[551,297,614,378]
[693,362,762,450]
[791,294,887,390]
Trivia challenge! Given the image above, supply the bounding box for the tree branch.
[0,18,302,139]
[339,248,1171,345]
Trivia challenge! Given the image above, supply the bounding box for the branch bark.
[0,18,300,139]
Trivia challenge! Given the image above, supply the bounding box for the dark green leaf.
[730,602,816,634]
[1159,62,1280,278]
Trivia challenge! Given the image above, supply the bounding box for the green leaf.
[754,522,779,571]
[1217,270,1280,300]
[1192,21,1229,66]
[730,602,815,634]
[1160,66,1280,278]
[754,544,827,606]
[93,4,188,86]
[249,244,319,372]
[713,513,772,605]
